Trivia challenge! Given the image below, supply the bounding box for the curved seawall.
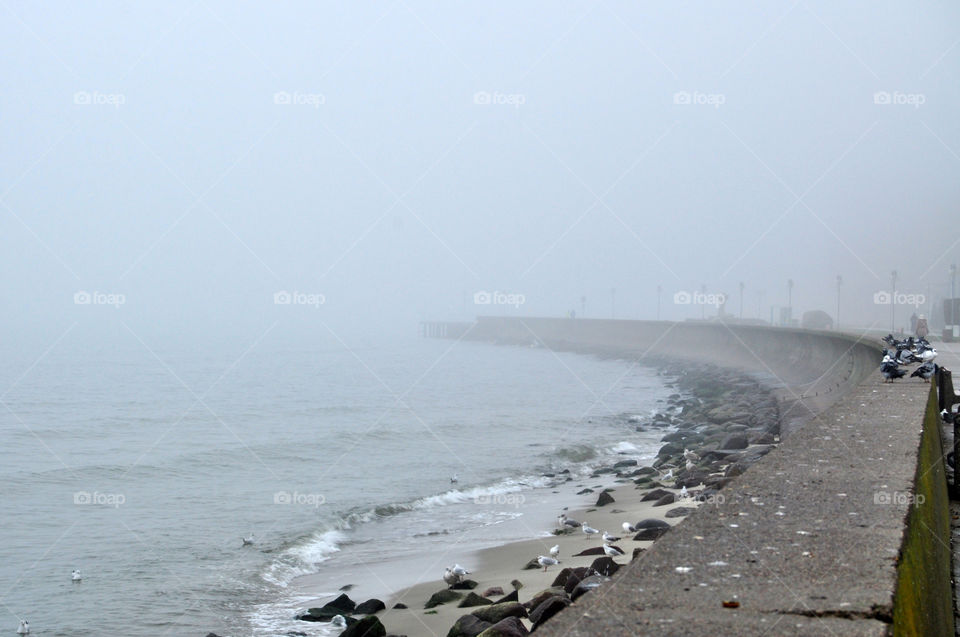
[447,317,949,636]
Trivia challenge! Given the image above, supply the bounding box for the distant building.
[801,310,833,330]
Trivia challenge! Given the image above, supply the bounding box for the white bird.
[679,486,689,499]
[537,555,559,572]
[242,534,255,546]
[582,523,599,537]
[659,468,674,481]
[549,544,559,558]
[603,544,625,557]
[331,615,347,629]
[443,567,460,586]
[450,473,458,484]
[920,348,937,363]
[685,460,696,471]
[683,448,700,463]
[558,514,581,528]
[602,531,620,543]
[451,564,470,577]
[17,620,29,635]
[72,569,82,582]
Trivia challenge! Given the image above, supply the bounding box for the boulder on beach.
[640,488,672,502]
[613,459,637,468]
[451,579,479,590]
[326,593,357,612]
[447,614,492,637]
[458,592,494,608]
[523,587,567,611]
[572,546,607,557]
[665,506,695,518]
[476,616,530,637]
[595,490,615,506]
[550,566,591,588]
[653,493,676,507]
[529,595,571,627]
[719,434,749,450]
[340,615,386,637]
[497,589,519,603]
[481,587,504,598]
[521,557,541,570]
[470,601,527,624]
[589,556,619,577]
[425,589,463,609]
[355,598,386,614]
[393,602,408,609]
[570,574,606,601]
[634,526,670,541]
[562,568,596,595]
[634,518,669,529]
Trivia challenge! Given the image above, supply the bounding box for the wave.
[261,529,346,587]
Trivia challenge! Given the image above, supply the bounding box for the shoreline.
[290,357,783,636]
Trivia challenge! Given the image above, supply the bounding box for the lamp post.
[739,282,744,320]
[836,275,842,330]
[656,285,662,320]
[890,270,898,332]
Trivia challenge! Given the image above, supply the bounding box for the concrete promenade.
[439,318,951,636]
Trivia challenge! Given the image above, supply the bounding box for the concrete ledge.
[441,318,949,636]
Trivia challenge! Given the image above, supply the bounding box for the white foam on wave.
[262,529,346,588]
[611,441,640,453]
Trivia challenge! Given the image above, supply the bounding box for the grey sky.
[2,1,959,344]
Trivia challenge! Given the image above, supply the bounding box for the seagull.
[602,531,620,543]
[558,514,581,528]
[17,620,29,634]
[658,468,674,481]
[603,544,625,557]
[72,569,82,582]
[537,555,560,572]
[549,544,559,558]
[582,523,599,538]
[443,567,460,586]
[911,362,936,382]
[685,460,696,471]
[920,348,937,363]
[450,473,458,484]
[241,534,255,546]
[622,522,637,533]
[679,486,689,499]
[451,564,470,578]
[331,615,347,629]
[683,448,700,463]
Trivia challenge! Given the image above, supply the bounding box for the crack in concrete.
[770,605,893,624]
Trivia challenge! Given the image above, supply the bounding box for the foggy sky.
[3,1,959,347]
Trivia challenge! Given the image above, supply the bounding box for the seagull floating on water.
[17,620,29,634]
[241,534,255,546]
[72,569,82,582]
[450,473,458,484]
[549,544,559,558]
[581,523,599,538]
[537,555,559,572]
[331,615,347,629]
[603,544,625,557]
[602,531,620,543]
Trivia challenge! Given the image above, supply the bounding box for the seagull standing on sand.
[622,522,637,533]
[17,620,29,634]
[452,564,470,578]
[549,544,559,558]
[582,523,599,538]
[537,555,559,572]
[72,569,82,582]
[443,567,460,587]
[603,544,625,557]
[602,531,620,543]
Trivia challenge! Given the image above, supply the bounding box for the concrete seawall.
[437,317,950,635]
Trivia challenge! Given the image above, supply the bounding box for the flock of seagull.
[16,571,83,633]
[880,334,938,383]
